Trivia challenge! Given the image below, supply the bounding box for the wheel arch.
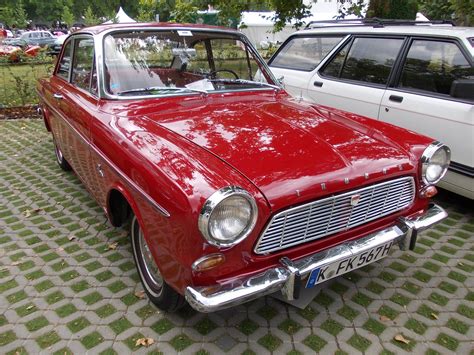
[106,184,141,227]
[39,104,52,132]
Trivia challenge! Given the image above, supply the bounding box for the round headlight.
[421,142,451,185]
[198,186,258,247]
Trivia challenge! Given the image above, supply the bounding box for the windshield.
[103,30,277,97]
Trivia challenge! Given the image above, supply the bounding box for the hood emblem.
[350,194,361,206]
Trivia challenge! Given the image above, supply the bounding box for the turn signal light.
[192,253,226,272]
[419,186,438,198]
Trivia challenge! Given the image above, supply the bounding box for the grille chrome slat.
[255,177,415,254]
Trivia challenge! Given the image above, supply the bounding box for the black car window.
[321,37,403,85]
[57,41,72,80]
[71,38,95,92]
[321,40,350,78]
[398,39,474,98]
[270,36,344,71]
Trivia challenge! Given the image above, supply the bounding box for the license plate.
[306,241,393,288]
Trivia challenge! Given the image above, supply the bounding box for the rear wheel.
[130,215,185,312]
[53,138,71,171]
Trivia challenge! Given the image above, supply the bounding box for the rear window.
[399,39,474,97]
[270,36,343,71]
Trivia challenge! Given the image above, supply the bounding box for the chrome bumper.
[185,203,447,313]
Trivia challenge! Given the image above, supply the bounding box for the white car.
[269,21,474,199]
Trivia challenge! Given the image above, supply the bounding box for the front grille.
[255,176,415,254]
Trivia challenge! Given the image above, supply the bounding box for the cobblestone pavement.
[0,119,473,355]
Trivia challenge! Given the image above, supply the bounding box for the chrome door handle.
[53,93,63,100]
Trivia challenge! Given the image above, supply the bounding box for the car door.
[40,31,52,46]
[29,32,40,45]
[44,40,73,161]
[379,38,474,197]
[307,36,406,119]
[58,36,99,188]
[268,35,346,98]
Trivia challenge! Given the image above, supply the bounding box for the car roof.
[77,22,238,35]
[296,25,474,39]
[23,30,50,33]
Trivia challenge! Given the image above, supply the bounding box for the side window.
[321,37,404,85]
[398,40,474,97]
[270,36,344,71]
[321,40,350,78]
[56,41,72,80]
[71,38,95,93]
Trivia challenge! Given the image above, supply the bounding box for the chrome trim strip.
[254,176,415,254]
[43,99,170,217]
[185,203,447,313]
[90,141,171,217]
[448,161,474,178]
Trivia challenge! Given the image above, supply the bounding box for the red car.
[37,23,450,312]
[0,38,41,61]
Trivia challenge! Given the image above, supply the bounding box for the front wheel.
[130,215,185,312]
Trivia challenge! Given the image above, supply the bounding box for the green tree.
[337,0,367,19]
[419,0,473,26]
[192,0,309,31]
[14,0,28,28]
[0,0,28,28]
[367,0,418,19]
[32,0,73,22]
[170,0,198,23]
[136,0,176,22]
[62,5,75,27]
[83,5,100,26]
[269,0,312,31]
[137,0,157,22]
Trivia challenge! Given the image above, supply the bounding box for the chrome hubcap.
[138,225,163,290]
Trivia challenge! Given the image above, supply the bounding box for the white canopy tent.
[103,7,136,24]
[416,12,430,21]
[240,11,365,48]
[239,12,295,47]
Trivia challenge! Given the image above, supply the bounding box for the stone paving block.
[0,119,473,354]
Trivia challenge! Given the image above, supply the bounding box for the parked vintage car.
[268,20,474,199]
[37,23,450,313]
[20,30,56,47]
[0,38,40,61]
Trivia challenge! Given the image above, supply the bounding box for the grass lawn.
[0,61,54,107]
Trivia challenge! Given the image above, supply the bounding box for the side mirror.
[277,75,285,89]
[450,79,474,101]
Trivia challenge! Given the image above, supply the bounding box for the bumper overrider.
[185,203,447,312]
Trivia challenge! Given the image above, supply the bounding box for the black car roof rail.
[304,18,455,30]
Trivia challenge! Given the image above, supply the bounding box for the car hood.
[125,92,418,211]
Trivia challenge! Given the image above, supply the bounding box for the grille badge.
[350,194,361,206]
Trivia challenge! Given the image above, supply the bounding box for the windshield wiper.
[208,78,281,90]
[116,86,183,96]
